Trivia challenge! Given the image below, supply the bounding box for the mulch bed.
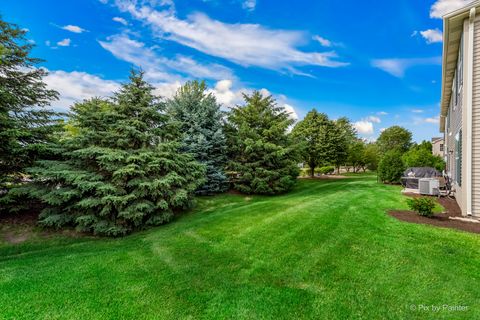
[389,196,480,234]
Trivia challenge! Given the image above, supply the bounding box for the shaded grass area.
[1,176,479,319]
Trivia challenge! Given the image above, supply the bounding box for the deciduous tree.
[377,126,412,154]
[292,110,338,177]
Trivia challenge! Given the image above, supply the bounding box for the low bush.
[300,168,310,177]
[318,166,335,175]
[407,197,436,217]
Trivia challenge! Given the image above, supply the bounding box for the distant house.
[431,137,445,158]
[440,1,480,218]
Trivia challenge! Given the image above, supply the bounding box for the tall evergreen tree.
[0,17,59,188]
[7,71,205,236]
[167,81,228,195]
[225,91,299,195]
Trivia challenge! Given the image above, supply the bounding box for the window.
[456,32,464,107]
[447,104,451,130]
[456,130,462,186]
[459,33,464,87]
[440,144,444,152]
[453,72,458,107]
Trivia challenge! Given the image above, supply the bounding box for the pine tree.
[225,91,299,195]
[167,81,228,195]
[0,17,59,188]
[7,71,205,236]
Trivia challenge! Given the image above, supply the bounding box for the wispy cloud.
[104,0,348,74]
[312,35,332,47]
[61,25,87,33]
[377,111,388,116]
[430,0,474,19]
[99,34,234,82]
[425,116,440,124]
[366,116,381,123]
[57,38,71,47]
[413,29,443,44]
[112,17,128,25]
[242,0,256,11]
[411,108,424,113]
[371,57,441,77]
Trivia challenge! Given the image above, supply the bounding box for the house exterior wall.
[431,138,444,157]
[445,20,467,216]
[445,16,480,218]
[471,15,480,217]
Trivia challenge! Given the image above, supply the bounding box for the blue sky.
[1,0,473,141]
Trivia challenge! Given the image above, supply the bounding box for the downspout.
[467,8,475,216]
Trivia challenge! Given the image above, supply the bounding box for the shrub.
[318,166,335,175]
[402,148,445,171]
[407,197,436,217]
[378,150,405,184]
[300,168,310,177]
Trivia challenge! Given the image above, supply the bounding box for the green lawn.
[1,175,479,319]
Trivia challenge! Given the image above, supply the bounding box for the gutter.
[467,8,475,216]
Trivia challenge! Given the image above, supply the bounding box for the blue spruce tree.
[167,81,228,195]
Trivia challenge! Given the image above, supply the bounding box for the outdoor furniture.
[401,167,441,189]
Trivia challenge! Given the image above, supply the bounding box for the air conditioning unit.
[419,178,440,195]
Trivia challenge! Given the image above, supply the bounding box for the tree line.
[0,17,443,236]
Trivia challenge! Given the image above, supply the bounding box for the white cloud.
[430,0,474,19]
[411,109,424,113]
[312,35,332,47]
[425,116,440,124]
[107,0,348,73]
[242,0,256,11]
[206,79,297,122]
[207,79,247,107]
[283,103,298,121]
[45,40,51,47]
[353,120,374,135]
[61,25,87,33]
[366,116,381,123]
[99,34,234,82]
[43,70,120,112]
[371,57,441,77]
[57,38,71,47]
[377,111,388,116]
[153,81,182,99]
[416,29,443,44]
[112,17,128,25]
[43,67,298,124]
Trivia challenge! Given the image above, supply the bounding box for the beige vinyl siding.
[471,16,480,216]
[445,21,466,215]
[446,84,463,183]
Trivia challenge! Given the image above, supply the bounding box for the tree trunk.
[310,166,315,178]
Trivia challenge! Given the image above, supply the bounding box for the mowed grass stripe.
[0,175,479,319]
